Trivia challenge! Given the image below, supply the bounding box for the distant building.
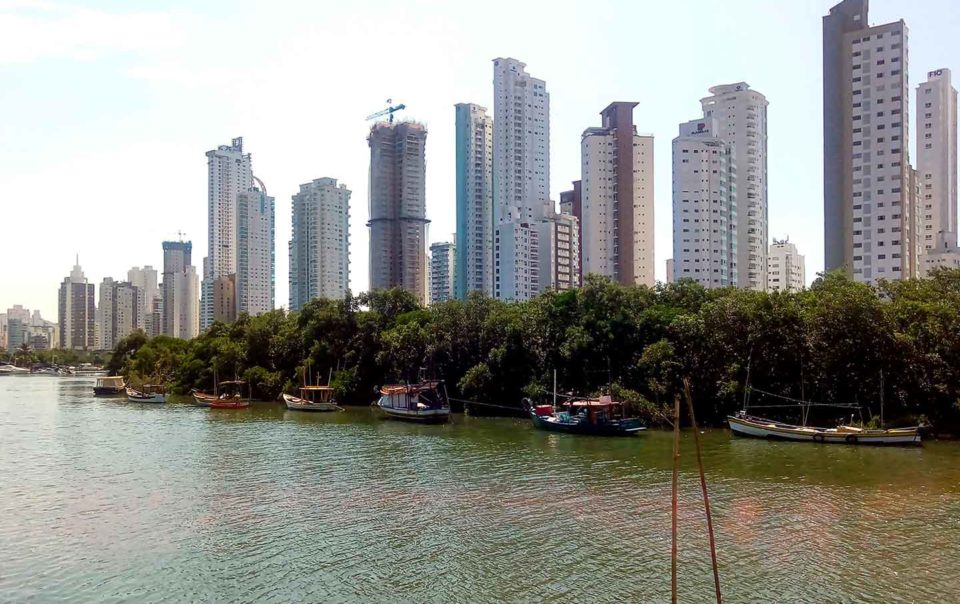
[367,121,429,303]
[665,259,674,284]
[7,318,28,354]
[701,83,769,290]
[823,0,921,282]
[559,181,583,286]
[236,187,275,316]
[454,103,495,299]
[537,211,580,291]
[202,137,253,329]
[128,266,159,336]
[580,102,655,286]
[213,274,237,324]
[58,260,96,350]
[767,239,806,293]
[162,241,199,339]
[493,58,551,301]
[429,241,456,304]
[289,178,351,310]
[98,278,140,350]
[29,333,49,351]
[672,118,737,288]
[917,68,959,274]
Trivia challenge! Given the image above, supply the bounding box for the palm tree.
[14,342,32,367]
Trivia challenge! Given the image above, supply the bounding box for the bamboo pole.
[671,392,681,604]
[683,378,722,604]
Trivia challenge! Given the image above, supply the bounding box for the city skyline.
[2,1,958,318]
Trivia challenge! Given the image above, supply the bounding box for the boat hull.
[94,386,126,396]
[530,412,644,436]
[127,388,166,404]
[376,401,450,423]
[283,393,340,412]
[209,398,249,409]
[728,415,921,446]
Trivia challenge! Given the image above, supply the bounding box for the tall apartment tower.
[580,102,655,287]
[98,278,141,350]
[454,103,494,299]
[538,211,580,291]
[201,137,253,329]
[162,240,199,340]
[127,266,158,336]
[289,178,351,310]
[58,260,95,350]
[917,68,960,272]
[767,239,806,293]
[493,58,550,301]
[559,180,583,285]
[236,186,275,316]
[823,0,920,282]
[429,241,456,304]
[367,121,429,303]
[701,84,768,290]
[672,118,738,287]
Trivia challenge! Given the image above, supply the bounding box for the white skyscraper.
[701,83,768,290]
[493,58,550,301]
[454,103,494,299]
[767,239,806,292]
[162,241,199,340]
[823,1,921,282]
[289,178,351,310]
[236,187,275,316]
[917,68,960,273]
[429,241,456,304]
[128,266,158,335]
[537,211,580,291]
[201,137,253,329]
[672,118,737,287]
[580,102,655,286]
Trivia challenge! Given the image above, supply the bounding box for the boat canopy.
[96,376,125,386]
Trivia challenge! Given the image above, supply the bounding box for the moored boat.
[194,380,250,409]
[727,412,921,445]
[94,376,126,396]
[528,396,645,436]
[0,364,30,375]
[127,384,167,404]
[283,386,341,412]
[376,380,449,422]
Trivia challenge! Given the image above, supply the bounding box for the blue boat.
[528,396,645,436]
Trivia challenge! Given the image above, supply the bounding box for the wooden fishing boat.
[283,386,341,412]
[727,412,921,445]
[376,380,449,422]
[93,376,126,396]
[192,380,249,409]
[126,384,167,404]
[528,396,645,436]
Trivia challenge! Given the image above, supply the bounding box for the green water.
[2,376,959,602]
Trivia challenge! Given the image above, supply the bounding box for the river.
[1,376,958,602]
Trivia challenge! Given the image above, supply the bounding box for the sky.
[2,0,958,320]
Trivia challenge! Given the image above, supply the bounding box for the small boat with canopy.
[126,384,167,404]
[94,376,126,396]
[192,380,250,409]
[376,380,450,422]
[528,395,645,436]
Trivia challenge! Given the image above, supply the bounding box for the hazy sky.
[2,0,958,320]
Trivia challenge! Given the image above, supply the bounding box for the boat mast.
[552,369,557,412]
[880,369,885,429]
[741,347,753,413]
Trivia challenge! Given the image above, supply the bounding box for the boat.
[0,364,30,375]
[283,386,341,412]
[126,384,167,404]
[376,380,450,422]
[727,411,921,445]
[528,395,645,436]
[94,376,127,396]
[193,380,250,409]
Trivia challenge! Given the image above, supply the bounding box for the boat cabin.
[217,380,248,399]
[564,395,627,424]
[96,376,126,389]
[379,381,449,412]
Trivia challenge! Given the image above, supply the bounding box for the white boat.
[376,380,450,422]
[127,385,167,404]
[0,364,30,375]
[283,386,341,412]
[728,412,921,446]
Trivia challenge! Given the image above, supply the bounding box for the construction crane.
[365,98,406,124]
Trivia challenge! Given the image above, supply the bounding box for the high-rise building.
[128,266,159,336]
[701,83,768,290]
[98,278,141,350]
[289,178,351,310]
[201,137,253,329]
[665,259,675,284]
[672,118,737,287]
[823,0,921,282]
[559,181,583,285]
[767,239,806,292]
[537,211,580,291]
[236,187,275,316]
[454,103,494,299]
[212,274,236,324]
[917,68,960,273]
[580,102,655,286]
[429,241,456,304]
[7,318,28,354]
[367,121,429,303]
[493,58,550,301]
[0,313,6,351]
[58,260,95,350]
[162,241,199,339]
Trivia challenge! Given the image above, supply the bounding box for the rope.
[747,387,860,409]
[447,397,523,413]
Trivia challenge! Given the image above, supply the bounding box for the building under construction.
[367,120,429,303]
